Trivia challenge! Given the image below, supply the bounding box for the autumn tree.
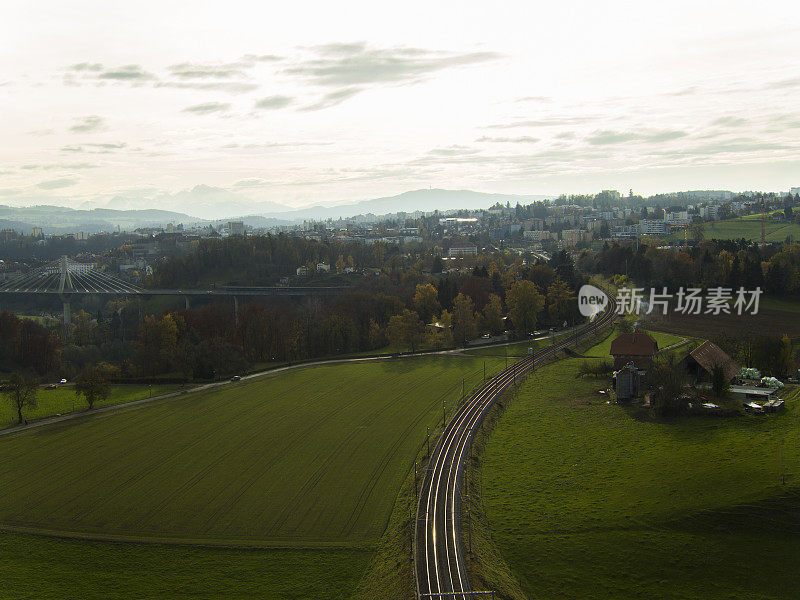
[136,314,180,376]
[506,280,545,335]
[413,283,441,323]
[3,371,38,424]
[451,293,478,345]
[482,294,504,334]
[547,279,576,325]
[74,365,111,410]
[426,309,454,349]
[387,309,425,352]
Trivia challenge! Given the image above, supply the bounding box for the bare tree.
[3,371,39,424]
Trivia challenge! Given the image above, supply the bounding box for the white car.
[59,378,67,384]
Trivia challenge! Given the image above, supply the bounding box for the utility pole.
[426,426,430,457]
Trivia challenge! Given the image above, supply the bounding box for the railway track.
[414,302,616,599]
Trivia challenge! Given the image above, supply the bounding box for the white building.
[227,221,245,236]
[523,230,555,241]
[700,205,719,220]
[448,244,478,257]
[638,219,669,235]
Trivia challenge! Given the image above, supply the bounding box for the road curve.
[414,303,616,599]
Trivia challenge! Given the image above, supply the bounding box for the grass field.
[479,344,800,599]
[0,384,183,429]
[701,215,800,243]
[0,531,370,600]
[0,355,504,547]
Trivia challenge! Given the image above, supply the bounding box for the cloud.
[69,115,106,133]
[182,102,231,114]
[98,64,155,81]
[66,63,156,85]
[37,177,79,190]
[70,62,103,72]
[0,189,21,197]
[767,77,800,89]
[20,162,99,170]
[428,145,481,156]
[712,116,749,127]
[155,81,259,93]
[486,117,594,129]
[286,43,502,88]
[476,135,540,144]
[61,142,126,153]
[586,129,688,145]
[242,54,284,63]
[168,62,247,80]
[301,87,363,111]
[648,140,795,158]
[234,178,269,187]
[254,95,293,110]
[516,96,553,103]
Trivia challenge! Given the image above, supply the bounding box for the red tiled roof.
[609,332,658,357]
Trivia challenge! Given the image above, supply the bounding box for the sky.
[1,0,799,217]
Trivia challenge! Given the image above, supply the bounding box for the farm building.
[681,340,739,384]
[609,332,658,370]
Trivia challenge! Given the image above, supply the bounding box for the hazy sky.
[2,0,799,216]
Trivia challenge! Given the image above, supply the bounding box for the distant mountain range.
[259,189,551,221]
[0,206,206,235]
[0,189,553,234]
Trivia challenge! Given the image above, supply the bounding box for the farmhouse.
[609,332,658,370]
[681,340,739,383]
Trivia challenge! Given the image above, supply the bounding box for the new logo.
[578,284,609,318]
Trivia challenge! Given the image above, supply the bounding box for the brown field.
[646,307,800,339]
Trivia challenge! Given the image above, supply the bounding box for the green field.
[0,355,504,547]
[479,347,800,599]
[1,384,182,429]
[701,214,800,243]
[0,532,370,600]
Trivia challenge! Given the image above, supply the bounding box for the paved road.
[414,305,616,599]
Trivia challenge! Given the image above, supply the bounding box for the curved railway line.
[414,302,616,599]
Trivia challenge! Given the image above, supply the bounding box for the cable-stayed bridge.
[0,256,348,324]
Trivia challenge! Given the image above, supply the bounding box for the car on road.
[230,375,241,382]
[482,333,491,339]
[45,383,58,389]
[59,378,67,384]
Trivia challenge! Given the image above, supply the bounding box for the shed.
[682,340,739,383]
[609,332,658,370]
[614,362,641,403]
